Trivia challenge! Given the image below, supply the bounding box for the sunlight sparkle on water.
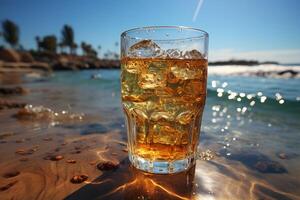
[279,99,285,104]
[239,93,246,97]
[228,92,237,100]
[247,94,254,99]
[241,107,247,113]
[217,88,224,93]
[222,82,228,88]
[260,96,267,103]
[212,105,221,111]
[211,80,217,88]
[275,92,283,100]
[268,123,272,127]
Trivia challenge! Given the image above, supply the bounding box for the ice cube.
[170,64,205,80]
[133,108,149,120]
[184,49,204,59]
[170,66,197,80]
[166,49,182,59]
[152,123,181,145]
[138,61,167,89]
[124,61,139,73]
[150,111,174,121]
[128,40,163,58]
[183,80,206,97]
[176,111,194,125]
[122,71,151,102]
[155,87,175,97]
[138,73,166,89]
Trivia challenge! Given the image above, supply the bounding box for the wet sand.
[1,109,299,200]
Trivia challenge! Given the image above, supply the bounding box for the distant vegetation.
[209,60,279,66]
[81,42,98,58]
[0,19,119,59]
[1,19,19,48]
[36,35,57,53]
[60,25,77,54]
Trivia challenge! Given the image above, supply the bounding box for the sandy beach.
[0,69,299,200]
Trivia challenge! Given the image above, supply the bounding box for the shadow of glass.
[65,158,195,200]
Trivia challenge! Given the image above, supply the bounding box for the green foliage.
[81,42,97,58]
[36,35,57,53]
[44,35,57,53]
[61,24,77,54]
[2,19,19,48]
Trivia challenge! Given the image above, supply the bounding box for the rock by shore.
[0,49,120,73]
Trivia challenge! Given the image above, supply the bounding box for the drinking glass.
[121,26,208,174]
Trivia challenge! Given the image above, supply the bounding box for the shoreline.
[1,49,300,80]
[0,63,299,199]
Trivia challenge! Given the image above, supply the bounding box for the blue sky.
[1,0,300,63]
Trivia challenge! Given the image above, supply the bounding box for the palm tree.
[81,41,97,58]
[2,19,19,48]
[42,35,57,53]
[61,24,75,54]
[81,42,87,56]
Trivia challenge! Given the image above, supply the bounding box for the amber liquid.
[121,57,207,161]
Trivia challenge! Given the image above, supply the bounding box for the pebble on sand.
[89,160,98,165]
[43,137,53,141]
[278,153,287,159]
[66,159,77,164]
[15,148,37,155]
[254,161,287,173]
[19,157,29,162]
[97,161,119,171]
[0,132,15,139]
[15,139,25,143]
[0,99,26,110]
[70,175,88,184]
[44,155,64,161]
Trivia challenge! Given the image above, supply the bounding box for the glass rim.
[121,26,209,41]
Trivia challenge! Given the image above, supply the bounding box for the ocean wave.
[207,88,300,114]
[208,64,300,78]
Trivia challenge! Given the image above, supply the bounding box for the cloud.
[209,49,300,63]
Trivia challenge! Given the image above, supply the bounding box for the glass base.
[128,153,195,174]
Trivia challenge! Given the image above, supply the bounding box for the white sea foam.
[208,64,300,78]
